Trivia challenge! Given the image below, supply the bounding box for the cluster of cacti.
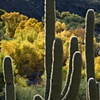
[3,56,16,100]
[2,0,100,100]
[34,36,82,100]
[34,0,82,100]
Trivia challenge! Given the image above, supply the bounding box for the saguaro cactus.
[85,9,95,82]
[61,36,78,98]
[62,51,82,100]
[44,0,55,99]
[88,78,97,100]
[33,94,43,100]
[96,81,99,100]
[85,9,96,100]
[48,38,63,100]
[3,56,15,100]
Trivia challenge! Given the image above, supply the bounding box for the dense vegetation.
[0,8,100,99]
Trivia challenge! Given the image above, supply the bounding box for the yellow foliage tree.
[33,31,44,72]
[55,21,66,33]
[1,12,28,38]
[1,40,16,56]
[95,56,100,80]
[1,39,44,77]
[69,28,85,43]
[14,18,43,42]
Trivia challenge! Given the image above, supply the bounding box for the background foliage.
[0,9,100,99]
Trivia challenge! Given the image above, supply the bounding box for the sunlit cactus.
[44,0,55,99]
[3,56,16,100]
[48,38,63,100]
[61,36,78,98]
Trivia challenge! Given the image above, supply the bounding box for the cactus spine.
[61,36,78,98]
[48,38,63,100]
[44,0,55,99]
[3,56,15,100]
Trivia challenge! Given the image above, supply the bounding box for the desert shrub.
[0,9,5,17]
[77,79,86,100]
[56,11,85,30]
[0,54,4,93]
[16,84,44,100]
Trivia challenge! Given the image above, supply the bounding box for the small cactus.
[33,94,43,100]
[3,56,13,83]
[3,56,15,100]
[88,78,97,100]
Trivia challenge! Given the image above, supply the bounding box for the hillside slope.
[0,0,100,21]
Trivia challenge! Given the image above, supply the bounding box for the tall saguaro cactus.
[85,9,96,100]
[3,56,15,100]
[85,9,95,82]
[44,0,55,99]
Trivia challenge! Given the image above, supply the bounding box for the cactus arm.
[61,36,78,98]
[88,78,97,100]
[62,51,82,100]
[48,38,63,100]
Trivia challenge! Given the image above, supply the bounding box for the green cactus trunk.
[61,36,78,98]
[96,81,99,100]
[3,56,15,100]
[85,9,95,82]
[44,0,55,99]
[62,51,82,100]
[85,9,95,100]
[5,84,15,100]
[48,38,63,100]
